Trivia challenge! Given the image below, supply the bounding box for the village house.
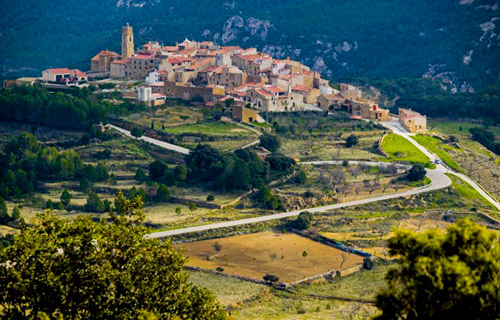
[345,98,390,121]
[41,68,88,83]
[91,50,120,73]
[398,108,427,133]
[207,66,247,88]
[127,53,159,79]
[232,105,264,123]
[340,83,362,100]
[110,59,128,79]
[317,94,344,111]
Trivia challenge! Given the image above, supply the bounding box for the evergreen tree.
[135,168,146,181]
[11,206,20,221]
[232,159,251,189]
[60,189,72,208]
[156,184,171,202]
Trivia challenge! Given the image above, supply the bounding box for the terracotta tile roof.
[111,59,127,65]
[265,86,283,93]
[255,88,273,97]
[91,50,119,61]
[46,68,73,74]
[133,53,156,60]
[292,85,310,92]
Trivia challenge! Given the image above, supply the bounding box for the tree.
[363,257,374,270]
[0,191,225,319]
[131,127,143,139]
[374,219,499,320]
[135,168,146,182]
[79,177,90,193]
[232,159,251,189]
[155,184,170,202]
[407,164,426,181]
[11,206,20,221]
[60,189,71,208]
[295,170,307,184]
[85,192,105,213]
[213,241,222,253]
[189,202,197,211]
[175,207,181,215]
[260,134,281,152]
[206,195,215,202]
[294,211,312,230]
[345,134,359,148]
[263,274,280,284]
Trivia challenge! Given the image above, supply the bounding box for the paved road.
[143,118,498,239]
[146,161,452,239]
[109,124,190,155]
[381,118,500,211]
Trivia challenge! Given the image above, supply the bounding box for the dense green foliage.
[260,134,281,152]
[345,134,359,148]
[0,85,144,130]
[0,191,226,319]
[406,164,427,182]
[469,127,500,155]
[375,219,499,320]
[1,0,498,91]
[0,132,109,200]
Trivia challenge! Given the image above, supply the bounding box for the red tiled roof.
[265,86,283,93]
[292,85,310,92]
[111,60,127,65]
[133,53,156,60]
[91,50,120,61]
[255,89,273,97]
[46,68,73,74]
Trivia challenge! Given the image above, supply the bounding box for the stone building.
[90,50,120,73]
[121,23,134,59]
[398,108,427,133]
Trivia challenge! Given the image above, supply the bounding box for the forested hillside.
[1,0,499,91]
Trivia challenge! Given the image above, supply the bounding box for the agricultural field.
[229,263,392,319]
[121,104,259,151]
[380,133,430,165]
[428,120,500,137]
[273,163,411,210]
[122,103,204,128]
[188,271,267,307]
[175,231,364,283]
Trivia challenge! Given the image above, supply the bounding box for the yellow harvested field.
[175,231,364,283]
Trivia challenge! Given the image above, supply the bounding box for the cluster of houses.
[5,23,427,132]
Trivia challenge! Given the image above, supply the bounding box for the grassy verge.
[380,133,429,165]
[412,135,462,172]
[446,174,497,211]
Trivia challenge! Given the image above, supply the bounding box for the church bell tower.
[121,23,134,59]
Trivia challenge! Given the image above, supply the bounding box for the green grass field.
[188,271,267,307]
[428,120,500,137]
[381,133,430,165]
[162,122,255,136]
[230,263,393,319]
[446,174,497,211]
[412,135,463,172]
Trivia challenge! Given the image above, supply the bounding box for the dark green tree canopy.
[0,191,226,319]
[375,219,499,320]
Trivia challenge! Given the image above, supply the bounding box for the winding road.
[112,117,498,239]
[109,124,191,155]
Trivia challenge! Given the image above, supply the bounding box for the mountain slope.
[0,0,499,90]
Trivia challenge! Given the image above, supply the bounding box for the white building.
[138,86,152,102]
[146,70,160,84]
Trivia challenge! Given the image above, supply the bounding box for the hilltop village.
[6,24,426,133]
